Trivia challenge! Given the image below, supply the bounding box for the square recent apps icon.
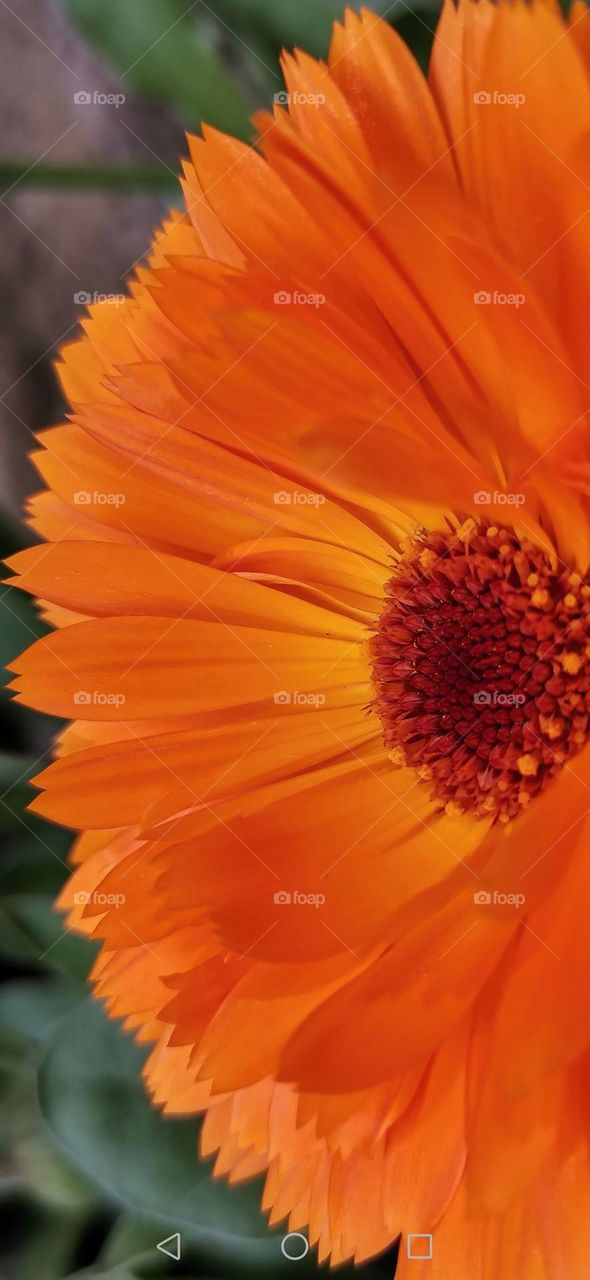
[407,1233,433,1260]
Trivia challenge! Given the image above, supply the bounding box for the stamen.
[371,521,590,822]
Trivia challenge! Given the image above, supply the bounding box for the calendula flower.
[7,0,590,1272]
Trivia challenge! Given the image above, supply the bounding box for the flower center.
[371,520,590,823]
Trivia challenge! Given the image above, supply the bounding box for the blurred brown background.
[0,0,183,520]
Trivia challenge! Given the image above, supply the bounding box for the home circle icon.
[280,1232,310,1260]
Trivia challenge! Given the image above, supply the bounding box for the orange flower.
[7,2,590,1273]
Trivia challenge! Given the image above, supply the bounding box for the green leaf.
[0,754,70,838]
[0,984,99,1226]
[0,580,61,747]
[39,1000,314,1273]
[0,1199,91,1280]
[209,0,343,58]
[65,0,253,138]
[0,583,47,682]
[0,831,70,896]
[0,753,39,826]
[0,755,72,888]
[95,1215,176,1269]
[0,163,178,195]
[0,977,84,1049]
[0,895,97,979]
[15,1126,99,1212]
[206,0,437,64]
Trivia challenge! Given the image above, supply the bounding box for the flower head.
[7,2,590,1273]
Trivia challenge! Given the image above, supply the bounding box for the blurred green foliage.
[66,0,255,140]
[0,0,441,1273]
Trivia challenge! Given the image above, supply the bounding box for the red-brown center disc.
[371,520,590,823]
